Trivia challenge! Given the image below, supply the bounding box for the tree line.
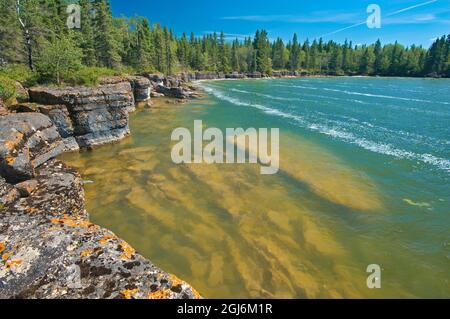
[1,0,449,86]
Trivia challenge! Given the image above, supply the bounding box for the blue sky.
[110,0,450,47]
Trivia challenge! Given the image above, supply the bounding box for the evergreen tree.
[92,0,120,68]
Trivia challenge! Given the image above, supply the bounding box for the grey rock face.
[0,159,201,299]
[28,83,134,148]
[0,113,64,183]
[126,76,151,103]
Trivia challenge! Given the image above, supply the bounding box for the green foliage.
[65,66,116,86]
[1,0,448,83]
[0,64,38,86]
[0,75,17,103]
[36,36,83,85]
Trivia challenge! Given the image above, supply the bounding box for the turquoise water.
[62,77,450,298]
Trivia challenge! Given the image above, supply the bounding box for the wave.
[275,82,450,109]
[201,84,450,173]
[321,88,450,105]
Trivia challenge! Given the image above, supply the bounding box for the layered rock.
[0,159,200,299]
[0,113,64,183]
[100,76,151,105]
[126,76,151,103]
[28,83,134,148]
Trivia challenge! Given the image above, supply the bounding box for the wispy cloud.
[319,0,441,38]
[221,12,362,24]
[384,13,437,24]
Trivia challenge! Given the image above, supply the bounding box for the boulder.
[14,179,38,197]
[14,81,29,103]
[0,113,64,183]
[195,72,221,80]
[0,159,200,299]
[155,85,189,99]
[246,72,262,78]
[126,76,151,103]
[0,176,20,206]
[225,72,246,79]
[28,83,134,148]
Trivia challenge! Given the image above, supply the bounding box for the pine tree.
[92,0,120,68]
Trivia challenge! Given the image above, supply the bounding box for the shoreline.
[0,77,202,299]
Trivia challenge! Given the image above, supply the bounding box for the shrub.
[65,67,116,86]
[36,36,83,85]
[0,75,17,104]
[0,64,38,87]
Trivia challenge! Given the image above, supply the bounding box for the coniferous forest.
[0,0,449,89]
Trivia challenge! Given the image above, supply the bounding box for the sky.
[110,0,450,47]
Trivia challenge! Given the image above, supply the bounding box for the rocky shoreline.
[0,74,204,299]
[0,70,311,299]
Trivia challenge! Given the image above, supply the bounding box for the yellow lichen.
[2,252,12,261]
[169,274,184,287]
[0,242,5,254]
[121,288,139,299]
[51,215,94,229]
[99,235,115,246]
[119,241,135,260]
[168,274,201,298]
[6,259,22,269]
[80,249,94,258]
[147,288,173,299]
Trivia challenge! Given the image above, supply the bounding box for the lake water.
[60,77,450,298]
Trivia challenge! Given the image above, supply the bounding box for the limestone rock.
[0,113,64,183]
[14,179,38,197]
[126,76,151,102]
[28,83,134,148]
[0,159,200,299]
[0,176,20,206]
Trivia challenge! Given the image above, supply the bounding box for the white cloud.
[221,12,362,24]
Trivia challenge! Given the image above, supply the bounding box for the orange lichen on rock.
[2,252,12,261]
[51,215,94,229]
[6,259,22,269]
[80,248,94,258]
[121,288,139,299]
[0,242,5,254]
[3,133,23,151]
[147,288,173,299]
[168,274,201,299]
[119,241,135,260]
[99,235,116,246]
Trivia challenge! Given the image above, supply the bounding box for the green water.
[60,77,449,298]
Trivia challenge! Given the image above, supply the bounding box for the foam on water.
[201,84,450,173]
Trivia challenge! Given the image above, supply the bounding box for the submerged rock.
[0,159,200,299]
[0,113,64,183]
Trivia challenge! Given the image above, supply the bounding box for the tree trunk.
[16,0,35,71]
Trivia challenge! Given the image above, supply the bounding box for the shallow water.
[60,77,450,298]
